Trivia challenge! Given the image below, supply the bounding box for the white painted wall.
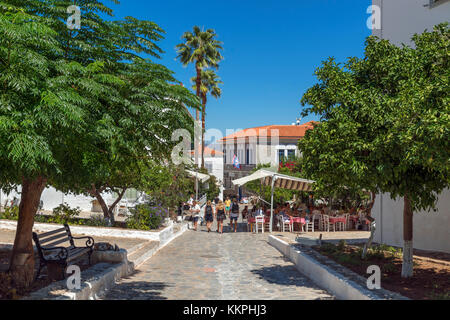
[1,187,118,212]
[372,0,450,46]
[372,190,450,253]
[371,0,450,253]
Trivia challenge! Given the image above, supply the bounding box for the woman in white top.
[190,201,201,231]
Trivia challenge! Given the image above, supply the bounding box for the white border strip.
[269,235,396,300]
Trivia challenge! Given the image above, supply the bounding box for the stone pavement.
[101,219,334,300]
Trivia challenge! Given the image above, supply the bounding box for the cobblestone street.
[102,220,334,300]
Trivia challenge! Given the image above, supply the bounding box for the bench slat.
[39,232,68,244]
[66,248,90,261]
[36,227,67,239]
[43,237,71,249]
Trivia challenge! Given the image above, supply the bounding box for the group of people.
[183,195,241,234]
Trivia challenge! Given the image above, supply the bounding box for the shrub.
[337,240,347,252]
[49,203,81,224]
[85,215,110,227]
[125,204,165,231]
[0,206,19,220]
[382,262,397,274]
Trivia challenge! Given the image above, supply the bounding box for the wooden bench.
[32,224,95,279]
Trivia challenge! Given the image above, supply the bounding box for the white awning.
[186,170,210,183]
[232,169,315,192]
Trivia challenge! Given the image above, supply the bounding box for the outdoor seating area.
[243,202,372,234]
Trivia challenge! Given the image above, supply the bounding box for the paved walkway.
[102,220,334,300]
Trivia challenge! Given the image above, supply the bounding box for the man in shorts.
[230,198,240,233]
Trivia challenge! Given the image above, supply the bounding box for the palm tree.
[176,26,223,167]
[191,70,223,168]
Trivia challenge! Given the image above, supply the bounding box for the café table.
[329,216,347,231]
[290,217,306,232]
[247,216,269,232]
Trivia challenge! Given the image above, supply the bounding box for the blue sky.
[108,0,372,139]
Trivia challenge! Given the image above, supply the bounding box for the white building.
[191,146,225,200]
[218,122,317,195]
[371,0,450,253]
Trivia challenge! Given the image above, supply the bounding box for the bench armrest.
[71,236,95,249]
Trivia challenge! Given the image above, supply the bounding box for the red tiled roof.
[190,146,224,157]
[219,121,318,142]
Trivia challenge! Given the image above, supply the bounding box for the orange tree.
[298,24,449,278]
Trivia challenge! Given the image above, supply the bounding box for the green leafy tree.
[140,163,194,218]
[176,26,223,168]
[0,0,198,288]
[0,2,116,288]
[299,24,449,278]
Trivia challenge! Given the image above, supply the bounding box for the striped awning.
[232,169,315,192]
[186,170,210,183]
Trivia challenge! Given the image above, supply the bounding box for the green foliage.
[176,26,224,70]
[126,204,165,230]
[0,206,19,220]
[49,203,81,224]
[84,215,111,227]
[299,23,450,213]
[198,167,220,201]
[337,240,347,252]
[141,162,194,212]
[0,0,200,236]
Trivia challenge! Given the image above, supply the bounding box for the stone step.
[126,241,149,256]
[127,241,159,268]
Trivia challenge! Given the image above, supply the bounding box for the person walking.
[204,200,214,233]
[224,197,231,216]
[216,201,226,234]
[190,201,201,231]
[230,198,240,233]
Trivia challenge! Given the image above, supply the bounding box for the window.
[278,149,286,162]
[287,149,296,159]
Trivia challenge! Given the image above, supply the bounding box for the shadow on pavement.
[104,281,169,300]
[250,265,314,287]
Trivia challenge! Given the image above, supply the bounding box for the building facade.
[371,0,450,253]
[219,122,316,195]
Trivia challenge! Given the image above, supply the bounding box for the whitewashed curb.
[1,219,172,241]
[268,235,408,300]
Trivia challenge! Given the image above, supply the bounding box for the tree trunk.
[108,188,127,220]
[402,195,414,278]
[9,176,47,289]
[195,63,201,122]
[201,94,207,169]
[90,186,127,226]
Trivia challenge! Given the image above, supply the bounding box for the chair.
[335,216,346,231]
[304,218,314,232]
[344,214,350,231]
[312,214,321,231]
[321,215,336,232]
[255,216,265,234]
[281,216,293,233]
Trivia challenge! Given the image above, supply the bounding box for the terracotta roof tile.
[219,121,318,142]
